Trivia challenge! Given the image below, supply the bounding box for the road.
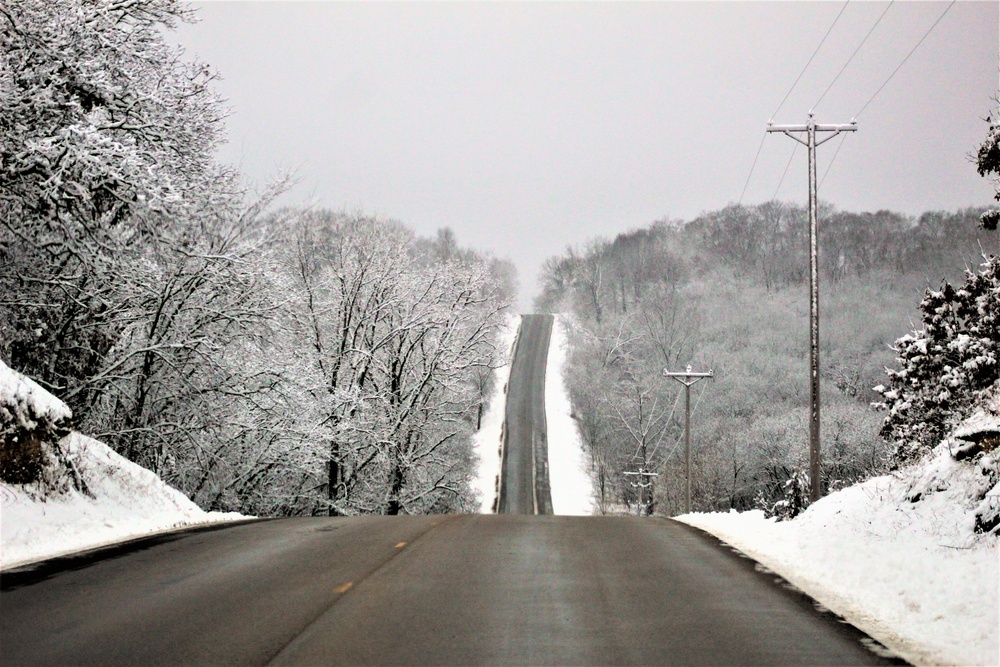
[497,313,553,515]
[0,314,905,665]
[1,515,901,666]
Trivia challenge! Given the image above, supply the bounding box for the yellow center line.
[326,521,450,603]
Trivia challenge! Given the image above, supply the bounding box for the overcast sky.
[174,1,998,308]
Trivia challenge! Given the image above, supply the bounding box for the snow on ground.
[472,314,520,513]
[0,360,72,426]
[1,360,246,570]
[679,436,999,666]
[1,434,246,569]
[545,315,596,516]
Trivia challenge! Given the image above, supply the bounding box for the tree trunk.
[386,457,404,515]
[327,442,341,517]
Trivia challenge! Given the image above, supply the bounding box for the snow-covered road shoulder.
[545,315,595,515]
[678,439,999,666]
[1,360,246,570]
[472,314,520,513]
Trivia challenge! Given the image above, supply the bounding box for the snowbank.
[546,315,595,515]
[472,314,520,513]
[1,360,246,570]
[0,361,72,427]
[679,435,999,666]
[2,433,245,568]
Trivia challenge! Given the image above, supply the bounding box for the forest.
[0,0,516,516]
[3,0,997,520]
[536,202,998,516]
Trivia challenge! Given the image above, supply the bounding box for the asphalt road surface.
[1,515,902,666]
[497,313,554,515]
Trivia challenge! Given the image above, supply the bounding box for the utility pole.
[623,468,658,516]
[663,365,714,514]
[766,113,857,502]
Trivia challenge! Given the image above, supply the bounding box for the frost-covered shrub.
[759,469,810,521]
[977,104,1000,231]
[971,448,999,535]
[876,256,1000,463]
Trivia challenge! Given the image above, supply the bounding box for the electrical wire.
[630,387,682,463]
[814,0,895,110]
[738,133,767,205]
[650,380,709,466]
[810,3,953,201]
[819,133,849,189]
[772,143,799,202]
[784,1,952,195]
[772,0,850,121]
[740,0,848,206]
[855,0,957,118]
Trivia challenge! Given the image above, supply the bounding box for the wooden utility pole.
[623,468,658,516]
[663,366,714,514]
[766,113,857,502]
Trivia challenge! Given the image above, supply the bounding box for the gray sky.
[175,1,998,308]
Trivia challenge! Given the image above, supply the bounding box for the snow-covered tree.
[977,102,1000,231]
[280,212,511,515]
[1,0,227,402]
[876,257,999,462]
[0,0,313,513]
[76,178,298,509]
[1,1,519,518]
[876,111,1000,461]
[0,0,223,228]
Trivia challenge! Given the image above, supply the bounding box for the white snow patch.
[678,443,999,666]
[955,403,1000,441]
[0,359,72,426]
[545,315,595,516]
[472,314,520,513]
[1,360,246,570]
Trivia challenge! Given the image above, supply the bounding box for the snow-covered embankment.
[545,314,595,515]
[1,360,246,569]
[679,415,999,666]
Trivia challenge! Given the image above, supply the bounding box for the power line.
[772,0,850,121]
[741,1,848,206]
[772,142,799,201]
[769,2,951,205]
[738,132,767,205]
[651,380,708,464]
[814,1,895,110]
[855,0,957,118]
[819,133,849,189]
[630,387,682,463]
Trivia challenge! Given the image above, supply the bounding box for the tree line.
[0,0,516,515]
[537,198,997,516]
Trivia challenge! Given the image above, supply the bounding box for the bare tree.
[280,212,512,515]
[1,0,228,410]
